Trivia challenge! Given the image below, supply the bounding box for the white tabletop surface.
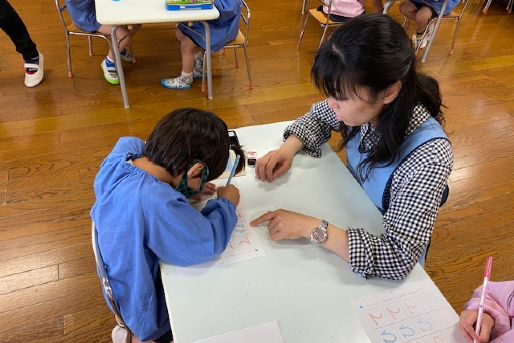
[161,121,442,343]
[95,0,220,25]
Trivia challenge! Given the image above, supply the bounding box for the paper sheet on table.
[189,198,265,266]
[190,320,284,343]
[351,279,467,343]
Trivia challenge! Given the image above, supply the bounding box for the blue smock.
[91,137,237,340]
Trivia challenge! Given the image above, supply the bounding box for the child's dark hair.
[311,14,444,179]
[144,108,244,181]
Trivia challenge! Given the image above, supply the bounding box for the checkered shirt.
[284,100,453,280]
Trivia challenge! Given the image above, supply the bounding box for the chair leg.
[65,33,73,78]
[402,17,409,28]
[319,24,329,49]
[449,19,461,55]
[129,43,136,63]
[201,51,207,93]
[242,45,253,89]
[483,0,493,14]
[298,14,310,48]
[233,49,239,68]
[88,36,93,56]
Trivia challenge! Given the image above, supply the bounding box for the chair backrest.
[91,222,129,330]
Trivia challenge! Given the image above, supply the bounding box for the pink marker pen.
[474,256,493,343]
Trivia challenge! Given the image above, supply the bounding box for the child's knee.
[415,7,433,23]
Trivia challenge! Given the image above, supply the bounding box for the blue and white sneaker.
[120,49,133,63]
[161,74,193,89]
[101,58,119,85]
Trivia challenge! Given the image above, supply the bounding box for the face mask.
[175,160,209,198]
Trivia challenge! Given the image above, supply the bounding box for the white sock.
[181,71,193,78]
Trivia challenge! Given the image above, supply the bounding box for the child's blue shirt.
[91,137,237,340]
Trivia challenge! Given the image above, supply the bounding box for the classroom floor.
[0,0,513,342]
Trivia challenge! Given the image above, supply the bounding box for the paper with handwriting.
[190,198,265,266]
[351,280,467,343]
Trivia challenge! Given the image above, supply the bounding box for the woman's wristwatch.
[310,220,329,244]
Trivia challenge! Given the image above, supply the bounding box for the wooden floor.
[1,0,513,342]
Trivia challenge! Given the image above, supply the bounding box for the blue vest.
[346,117,449,266]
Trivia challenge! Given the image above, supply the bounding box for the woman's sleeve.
[347,139,453,280]
[145,196,238,267]
[464,281,514,341]
[284,100,342,157]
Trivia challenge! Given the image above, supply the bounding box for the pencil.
[226,155,240,186]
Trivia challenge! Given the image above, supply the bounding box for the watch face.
[311,227,327,243]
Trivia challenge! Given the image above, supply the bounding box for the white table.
[160,121,451,343]
[95,0,220,108]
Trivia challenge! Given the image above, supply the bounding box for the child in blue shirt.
[399,0,460,49]
[91,108,244,343]
[64,0,139,85]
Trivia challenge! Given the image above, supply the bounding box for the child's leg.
[399,0,418,20]
[414,6,433,34]
[176,29,196,74]
[97,25,131,61]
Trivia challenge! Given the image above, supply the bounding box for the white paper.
[190,320,284,343]
[189,198,265,266]
[351,280,467,343]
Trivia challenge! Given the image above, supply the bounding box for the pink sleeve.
[465,281,514,341]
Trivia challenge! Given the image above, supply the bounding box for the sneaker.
[413,21,436,50]
[192,53,204,79]
[24,52,44,87]
[161,74,193,89]
[120,49,133,63]
[111,325,128,343]
[101,58,120,85]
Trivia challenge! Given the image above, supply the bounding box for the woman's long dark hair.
[312,14,444,179]
[144,108,244,181]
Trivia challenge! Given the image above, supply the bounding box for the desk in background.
[161,121,459,343]
[95,0,220,108]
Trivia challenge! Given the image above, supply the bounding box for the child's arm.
[463,281,514,341]
[145,191,238,267]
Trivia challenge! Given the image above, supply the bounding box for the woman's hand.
[255,135,304,182]
[250,209,320,241]
[217,185,240,207]
[459,310,495,342]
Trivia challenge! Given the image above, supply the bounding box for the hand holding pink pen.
[474,256,493,343]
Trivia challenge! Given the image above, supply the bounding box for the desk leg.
[201,21,213,100]
[111,26,130,108]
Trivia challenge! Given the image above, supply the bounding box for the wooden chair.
[54,0,135,78]
[298,0,346,48]
[201,0,253,91]
[91,223,133,343]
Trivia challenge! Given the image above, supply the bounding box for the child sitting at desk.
[65,0,139,85]
[399,0,460,49]
[91,108,244,343]
[459,280,514,342]
[161,0,241,89]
